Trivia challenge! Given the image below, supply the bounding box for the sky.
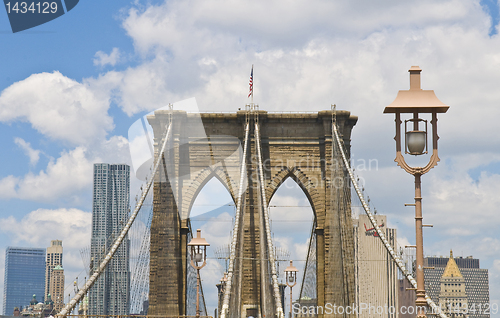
[1,0,500,315]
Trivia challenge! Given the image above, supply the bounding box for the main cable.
[220,119,250,318]
[254,120,284,318]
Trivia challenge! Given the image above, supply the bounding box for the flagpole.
[251,64,254,105]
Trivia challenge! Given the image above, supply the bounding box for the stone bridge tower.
[147,109,358,317]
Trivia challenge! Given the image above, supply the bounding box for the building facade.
[3,247,46,315]
[89,163,130,316]
[45,240,63,302]
[19,294,54,317]
[425,253,489,318]
[354,214,399,318]
[49,265,65,313]
[438,251,468,317]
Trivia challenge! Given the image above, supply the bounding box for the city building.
[89,163,130,316]
[48,265,65,313]
[44,240,63,303]
[425,252,490,318]
[354,214,398,318]
[437,251,468,317]
[3,247,46,315]
[398,278,416,318]
[19,294,54,317]
[398,247,416,318]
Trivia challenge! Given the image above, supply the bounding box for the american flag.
[248,65,253,98]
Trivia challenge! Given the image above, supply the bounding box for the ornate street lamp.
[188,229,210,317]
[284,260,298,318]
[384,66,449,318]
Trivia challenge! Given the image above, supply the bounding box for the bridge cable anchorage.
[220,118,251,318]
[331,118,448,318]
[57,105,174,317]
[254,119,285,318]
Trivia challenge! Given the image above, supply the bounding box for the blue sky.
[1,0,500,315]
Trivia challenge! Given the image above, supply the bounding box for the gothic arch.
[181,165,238,220]
[266,167,322,223]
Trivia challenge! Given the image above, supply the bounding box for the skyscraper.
[49,265,65,313]
[89,163,130,316]
[45,240,63,301]
[438,251,468,317]
[354,214,399,318]
[3,247,45,315]
[425,253,490,318]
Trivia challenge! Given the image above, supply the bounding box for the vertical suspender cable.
[331,116,448,318]
[220,120,250,318]
[58,111,174,317]
[254,121,284,318]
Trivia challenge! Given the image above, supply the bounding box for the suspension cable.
[254,118,284,318]
[58,106,174,317]
[220,118,250,318]
[331,110,448,318]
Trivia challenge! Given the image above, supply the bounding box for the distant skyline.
[1,0,500,316]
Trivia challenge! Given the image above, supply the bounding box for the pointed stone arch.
[181,165,238,220]
[266,167,322,224]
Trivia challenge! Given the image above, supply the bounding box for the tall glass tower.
[3,247,46,315]
[89,163,130,315]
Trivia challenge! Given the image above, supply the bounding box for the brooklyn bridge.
[57,68,450,318]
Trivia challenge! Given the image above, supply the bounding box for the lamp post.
[188,229,210,317]
[384,66,449,318]
[284,260,298,318]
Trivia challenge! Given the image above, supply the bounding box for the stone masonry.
[147,110,357,318]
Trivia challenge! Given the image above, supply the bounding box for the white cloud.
[0,136,131,203]
[88,55,205,116]
[427,164,500,236]
[200,212,234,249]
[397,236,411,250]
[0,71,113,145]
[88,135,131,165]
[122,0,484,54]
[94,47,121,67]
[191,178,233,218]
[14,137,41,166]
[0,175,19,199]
[0,208,91,250]
[0,147,92,202]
